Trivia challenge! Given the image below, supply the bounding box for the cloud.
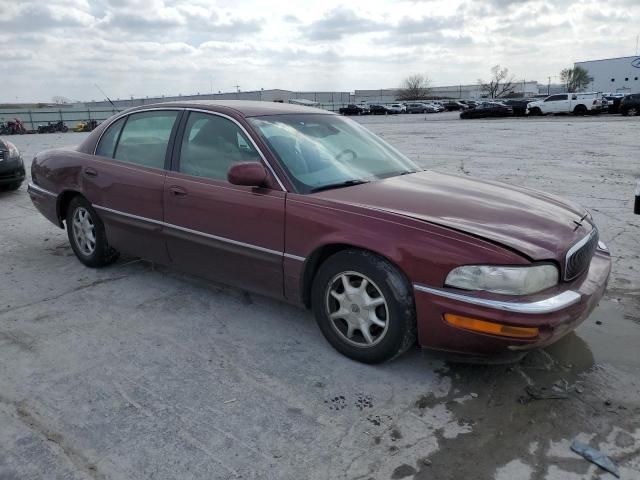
[302,7,387,41]
[1,0,639,102]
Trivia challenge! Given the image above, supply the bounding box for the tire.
[66,196,119,268]
[311,249,416,364]
[573,104,587,115]
[0,182,22,191]
[529,107,542,116]
[626,107,638,116]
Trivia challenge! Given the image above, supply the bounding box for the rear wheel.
[626,107,638,116]
[66,196,119,268]
[529,107,542,116]
[573,104,587,115]
[311,250,416,364]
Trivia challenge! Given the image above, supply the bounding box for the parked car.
[338,104,368,115]
[460,102,513,119]
[369,104,394,115]
[425,102,444,112]
[526,93,604,116]
[406,103,436,114]
[0,139,26,191]
[620,94,640,116]
[387,103,406,114]
[444,101,467,111]
[497,99,535,116]
[602,95,623,114]
[27,101,610,363]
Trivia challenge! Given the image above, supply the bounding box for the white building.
[575,56,640,94]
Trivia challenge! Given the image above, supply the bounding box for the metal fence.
[0,101,415,133]
[0,108,120,131]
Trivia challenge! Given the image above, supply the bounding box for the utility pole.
[548,76,551,95]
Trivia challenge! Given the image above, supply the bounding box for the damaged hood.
[313,171,593,260]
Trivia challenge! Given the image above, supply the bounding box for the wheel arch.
[56,190,83,227]
[300,243,409,309]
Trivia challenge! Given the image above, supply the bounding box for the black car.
[368,104,394,115]
[620,94,640,116]
[0,139,25,191]
[338,104,369,115]
[460,102,513,119]
[443,101,467,111]
[501,98,535,116]
[602,95,623,114]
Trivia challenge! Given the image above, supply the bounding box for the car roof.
[123,100,335,118]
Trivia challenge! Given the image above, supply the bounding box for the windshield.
[249,114,420,193]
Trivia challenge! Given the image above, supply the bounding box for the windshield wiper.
[310,179,370,193]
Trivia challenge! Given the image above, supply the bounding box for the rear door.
[163,110,286,298]
[84,109,182,263]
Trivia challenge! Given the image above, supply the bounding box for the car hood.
[312,171,593,260]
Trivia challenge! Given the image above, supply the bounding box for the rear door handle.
[170,186,188,197]
[84,167,98,177]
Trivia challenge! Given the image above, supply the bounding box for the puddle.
[566,300,640,370]
[406,300,640,479]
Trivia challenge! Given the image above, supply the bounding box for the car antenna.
[94,83,120,112]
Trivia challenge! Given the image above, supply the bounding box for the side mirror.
[227,162,268,187]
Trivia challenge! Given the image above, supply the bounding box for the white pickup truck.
[526,92,604,116]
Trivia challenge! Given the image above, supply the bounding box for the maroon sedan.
[28,101,610,363]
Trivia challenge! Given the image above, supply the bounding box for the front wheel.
[66,196,119,268]
[311,250,416,363]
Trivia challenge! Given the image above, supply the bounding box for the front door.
[83,109,181,263]
[163,111,286,298]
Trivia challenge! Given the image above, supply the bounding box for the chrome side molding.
[93,204,305,261]
[27,182,57,197]
[413,284,581,314]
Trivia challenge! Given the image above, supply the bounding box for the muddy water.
[396,300,640,479]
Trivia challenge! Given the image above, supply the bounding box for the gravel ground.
[1,112,639,480]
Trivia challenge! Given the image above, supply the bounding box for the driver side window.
[179,112,259,181]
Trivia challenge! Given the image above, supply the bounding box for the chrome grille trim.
[564,229,598,281]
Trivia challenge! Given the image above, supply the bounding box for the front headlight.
[6,141,21,161]
[445,264,559,295]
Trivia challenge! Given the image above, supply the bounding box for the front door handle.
[170,186,187,197]
[84,167,98,177]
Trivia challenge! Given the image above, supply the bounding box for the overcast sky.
[1,0,638,102]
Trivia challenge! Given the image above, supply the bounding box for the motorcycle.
[0,118,27,135]
[37,121,69,134]
[73,119,98,132]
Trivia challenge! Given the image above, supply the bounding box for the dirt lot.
[1,112,639,480]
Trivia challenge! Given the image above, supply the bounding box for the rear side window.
[113,111,179,169]
[95,117,126,158]
[178,112,260,181]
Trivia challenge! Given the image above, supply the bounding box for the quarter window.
[95,117,126,158]
[178,112,260,181]
[113,111,179,169]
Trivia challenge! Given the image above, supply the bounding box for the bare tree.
[397,74,431,101]
[560,66,593,93]
[51,96,71,105]
[478,65,516,98]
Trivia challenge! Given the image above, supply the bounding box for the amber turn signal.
[444,314,539,338]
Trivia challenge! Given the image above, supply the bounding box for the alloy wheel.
[325,271,389,348]
[72,207,96,256]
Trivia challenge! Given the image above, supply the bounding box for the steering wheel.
[335,149,357,162]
